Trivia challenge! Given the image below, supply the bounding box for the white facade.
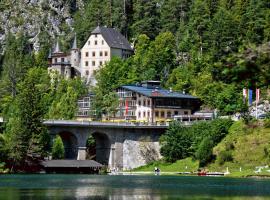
[80,33,111,82]
[116,84,199,123]
[48,26,133,84]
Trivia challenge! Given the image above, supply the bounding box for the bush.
[217,150,233,165]
[52,135,65,159]
[160,119,233,164]
[264,119,270,128]
[160,121,192,162]
[195,137,214,167]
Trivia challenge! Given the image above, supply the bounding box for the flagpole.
[256,100,258,119]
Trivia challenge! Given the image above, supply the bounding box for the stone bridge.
[44,120,168,170]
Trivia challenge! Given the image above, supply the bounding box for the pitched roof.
[42,160,103,168]
[92,26,133,51]
[120,85,199,99]
[71,34,77,49]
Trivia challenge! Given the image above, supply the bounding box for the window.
[161,111,165,118]
[143,112,146,118]
[105,51,108,56]
[85,61,88,66]
[148,100,150,106]
[167,111,171,118]
[174,111,179,116]
[92,51,95,57]
[155,111,159,117]
[99,61,102,66]
[147,111,150,118]
[100,51,103,56]
[102,40,104,45]
[138,100,141,106]
[61,58,64,62]
[88,41,90,45]
[143,100,146,106]
[86,70,89,75]
[86,52,89,57]
[95,40,97,45]
[184,111,188,115]
[95,34,97,38]
[138,112,141,118]
[92,61,95,66]
[54,58,57,63]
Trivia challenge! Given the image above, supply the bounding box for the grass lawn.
[131,157,199,173]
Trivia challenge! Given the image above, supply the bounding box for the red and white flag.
[243,88,247,101]
[125,99,128,115]
[256,88,260,103]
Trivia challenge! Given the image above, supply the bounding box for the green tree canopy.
[52,135,65,159]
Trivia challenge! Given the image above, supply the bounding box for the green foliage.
[93,57,131,118]
[0,33,34,98]
[160,119,233,165]
[131,0,160,39]
[132,157,199,173]
[214,120,270,167]
[216,43,270,89]
[4,68,50,169]
[52,135,65,159]
[0,134,6,162]
[47,77,87,119]
[160,121,193,162]
[217,150,233,165]
[195,136,214,167]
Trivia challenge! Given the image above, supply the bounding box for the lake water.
[0,174,270,200]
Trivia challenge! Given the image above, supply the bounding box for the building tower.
[70,34,80,68]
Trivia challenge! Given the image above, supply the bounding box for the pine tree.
[160,0,190,34]
[131,0,160,39]
[52,135,65,159]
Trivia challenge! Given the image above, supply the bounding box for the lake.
[0,174,270,199]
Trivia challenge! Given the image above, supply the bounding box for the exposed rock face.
[123,135,162,170]
[249,100,270,118]
[0,0,84,53]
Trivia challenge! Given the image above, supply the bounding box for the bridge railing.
[43,120,196,127]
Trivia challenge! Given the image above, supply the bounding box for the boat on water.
[198,171,225,176]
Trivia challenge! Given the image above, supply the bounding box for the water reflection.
[1,175,270,200]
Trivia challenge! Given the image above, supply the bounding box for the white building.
[48,26,133,84]
[80,26,133,84]
[115,81,201,123]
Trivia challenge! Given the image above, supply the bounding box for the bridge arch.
[58,131,78,159]
[86,132,111,166]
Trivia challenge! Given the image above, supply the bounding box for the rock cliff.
[0,0,84,53]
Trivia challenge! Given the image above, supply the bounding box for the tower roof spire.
[72,33,77,49]
[54,39,61,53]
[48,48,52,59]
